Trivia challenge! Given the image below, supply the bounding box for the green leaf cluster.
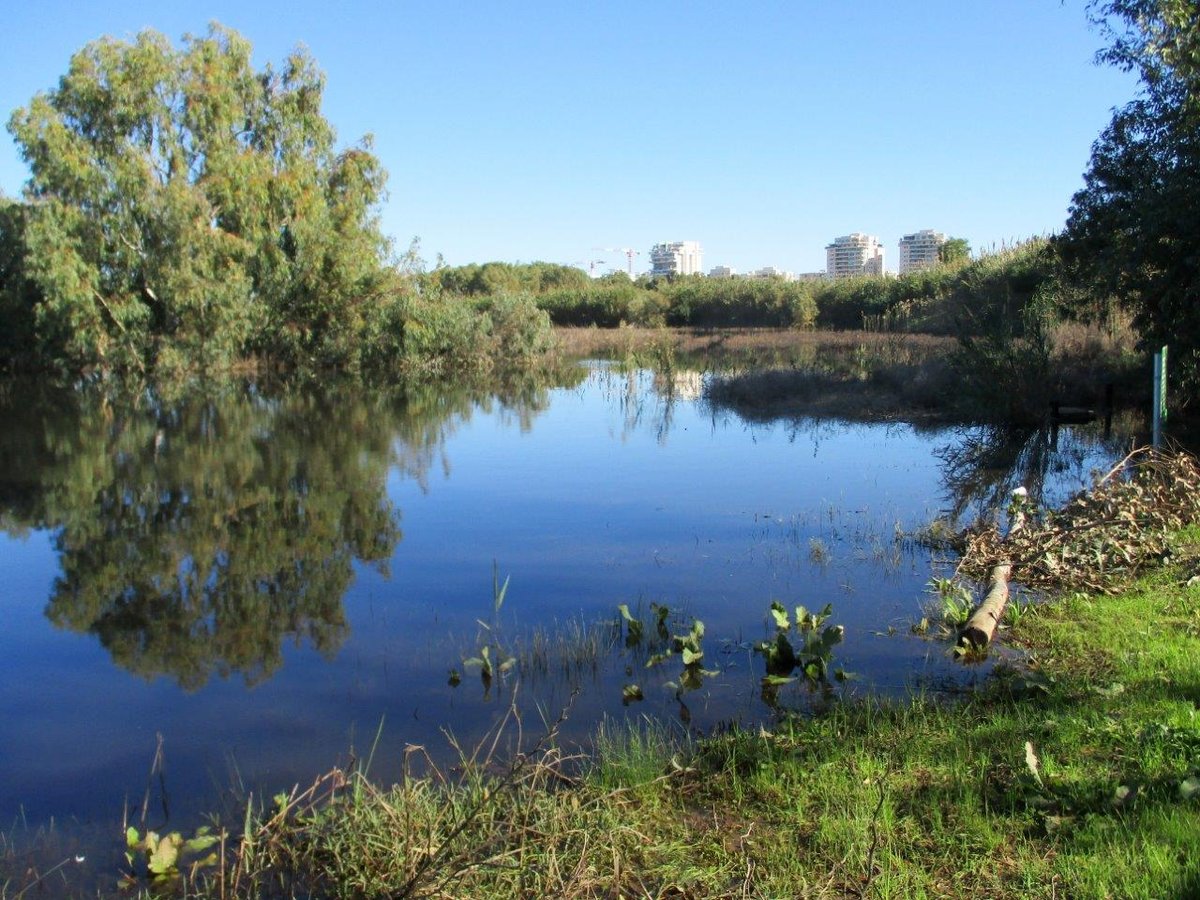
[4,24,390,375]
[754,601,845,696]
[1062,0,1200,387]
[125,824,220,883]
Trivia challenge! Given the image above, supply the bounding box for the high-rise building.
[898,229,947,274]
[650,241,703,277]
[750,266,796,281]
[825,233,884,277]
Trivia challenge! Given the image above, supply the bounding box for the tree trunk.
[959,563,1011,650]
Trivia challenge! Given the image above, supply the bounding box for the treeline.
[426,239,1076,336]
[0,25,555,380]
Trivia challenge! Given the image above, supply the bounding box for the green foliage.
[5,24,391,375]
[661,276,817,328]
[1,24,550,378]
[124,824,221,885]
[944,240,1070,423]
[1061,0,1200,387]
[429,261,590,296]
[0,195,40,371]
[645,616,717,696]
[753,600,845,699]
[537,282,668,327]
[938,236,971,266]
[514,247,1058,339]
[927,577,976,629]
[360,288,555,379]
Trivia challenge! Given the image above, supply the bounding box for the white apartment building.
[825,233,885,277]
[708,265,736,278]
[649,241,703,277]
[750,266,796,281]
[898,229,947,274]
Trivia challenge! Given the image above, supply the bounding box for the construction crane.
[595,247,641,277]
[571,259,608,277]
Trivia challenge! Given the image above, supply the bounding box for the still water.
[0,362,1129,832]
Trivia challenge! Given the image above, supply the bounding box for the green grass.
[115,531,1196,899]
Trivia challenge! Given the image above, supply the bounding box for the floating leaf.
[770,601,789,630]
[147,832,182,876]
[681,646,703,665]
[183,828,219,855]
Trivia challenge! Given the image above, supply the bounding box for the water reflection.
[0,374,572,688]
[935,422,1136,522]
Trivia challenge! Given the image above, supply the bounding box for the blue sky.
[1,1,1137,275]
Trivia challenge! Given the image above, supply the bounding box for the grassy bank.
[89,534,1199,897]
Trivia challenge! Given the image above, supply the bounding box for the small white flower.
[1011,486,1028,499]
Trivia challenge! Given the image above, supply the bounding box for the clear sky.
[0,1,1138,276]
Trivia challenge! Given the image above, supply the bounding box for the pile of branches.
[954,448,1200,594]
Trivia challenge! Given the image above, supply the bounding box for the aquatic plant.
[644,616,718,695]
[753,600,845,693]
[122,825,221,887]
[460,566,517,696]
[928,576,976,629]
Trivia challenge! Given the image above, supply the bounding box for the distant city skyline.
[0,1,1138,276]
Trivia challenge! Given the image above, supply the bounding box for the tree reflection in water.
[935,422,1135,523]
[0,373,570,689]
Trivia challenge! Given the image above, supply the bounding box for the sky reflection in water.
[0,363,1131,826]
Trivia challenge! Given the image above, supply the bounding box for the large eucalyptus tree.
[6,24,390,374]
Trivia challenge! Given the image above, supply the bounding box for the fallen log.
[958,563,1012,650]
[956,501,1025,652]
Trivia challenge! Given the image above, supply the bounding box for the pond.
[0,361,1133,843]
